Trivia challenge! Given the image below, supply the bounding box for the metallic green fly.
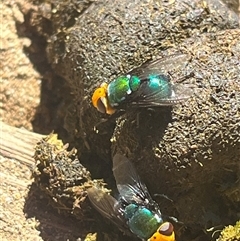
[92,53,193,114]
[87,154,176,241]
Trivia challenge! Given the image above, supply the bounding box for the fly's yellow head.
[148,222,175,241]
[92,83,115,115]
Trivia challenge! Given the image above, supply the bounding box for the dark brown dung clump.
[32,134,108,219]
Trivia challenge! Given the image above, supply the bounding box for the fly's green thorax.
[107,75,141,106]
[125,204,161,239]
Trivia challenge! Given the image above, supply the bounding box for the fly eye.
[94,89,105,98]
[97,89,104,95]
[97,98,106,113]
[92,87,106,108]
[158,222,174,236]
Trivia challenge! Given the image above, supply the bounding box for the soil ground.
[0,1,86,240]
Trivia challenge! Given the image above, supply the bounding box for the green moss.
[84,233,97,241]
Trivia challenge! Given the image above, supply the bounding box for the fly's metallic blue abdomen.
[138,74,172,98]
[125,203,161,239]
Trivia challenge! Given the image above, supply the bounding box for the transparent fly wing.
[130,82,193,107]
[87,187,130,233]
[128,53,190,80]
[126,53,193,107]
[113,154,153,204]
[87,187,118,219]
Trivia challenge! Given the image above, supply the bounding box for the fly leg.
[154,194,183,224]
[153,193,173,202]
[176,72,195,83]
[168,216,183,225]
[93,110,124,134]
[167,71,195,84]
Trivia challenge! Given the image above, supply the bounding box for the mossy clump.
[217,221,240,241]
[32,133,108,218]
[84,233,97,241]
